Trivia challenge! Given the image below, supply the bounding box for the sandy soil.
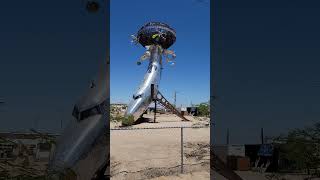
[150,171,210,180]
[211,170,318,180]
[110,114,210,180]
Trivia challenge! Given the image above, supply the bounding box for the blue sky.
[0,1,107,132]
[213,0,320,144]
[110,0,210,107]
[3,0,319,145]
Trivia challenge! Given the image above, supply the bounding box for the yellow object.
[152,34,160,39]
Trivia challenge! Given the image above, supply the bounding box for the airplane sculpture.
[125,22,188,123]
[48,64,109,179]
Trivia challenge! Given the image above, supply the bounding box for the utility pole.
[174,91,176,108]
[0,98,5,112]
[261,128,264,144]
[226,128,230,145]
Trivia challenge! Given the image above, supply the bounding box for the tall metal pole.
[0,98,4,107]
[226,128,230,145]
[174,91,176,108]
[261,128,264,144]
[154,100,156,123]
[181,127,184,173]
[151,84,156,123]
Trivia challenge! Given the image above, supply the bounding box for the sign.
[258,144,273,156]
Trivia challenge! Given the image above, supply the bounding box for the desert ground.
[110,113,210,180]
[110,113,315,180]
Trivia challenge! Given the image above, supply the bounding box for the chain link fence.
[110,126,210,179]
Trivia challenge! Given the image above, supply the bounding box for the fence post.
[181,127,184,173]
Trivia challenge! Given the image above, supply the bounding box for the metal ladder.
[155,91,189,121]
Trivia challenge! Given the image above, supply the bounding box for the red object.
[237,157,250,171]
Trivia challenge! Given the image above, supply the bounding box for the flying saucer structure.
[136,22,176,49]
[125,22,177,122]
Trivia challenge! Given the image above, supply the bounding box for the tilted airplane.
[125,22,177,122]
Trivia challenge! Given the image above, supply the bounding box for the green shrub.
[198,103,210,117]
[121,115,135,126]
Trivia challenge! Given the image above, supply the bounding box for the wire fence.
[110,126,210,179]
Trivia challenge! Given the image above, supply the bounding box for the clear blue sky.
[110,0,210,107]
[213,0,320,144]
[5,0,319,146]
[0,1,107,132]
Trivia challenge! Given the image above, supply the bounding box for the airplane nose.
[48,115,105,173]
[126,99,141,115]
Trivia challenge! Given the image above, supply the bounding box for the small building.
[213,143,279,172]
[245,144,279,172]
[111,103,127,111]
[36,142,52,162]
[0,142,15,160]
[186,106,199,116]
[213,144,246,163]
[0,132,59,162]
[180,107,187,116]
[213,144,249,170]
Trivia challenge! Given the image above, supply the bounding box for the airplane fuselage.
[125,45,163,120]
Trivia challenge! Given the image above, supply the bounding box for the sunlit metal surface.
[48,64,108,176]
[125,22,176,121]
[125,45,162,120]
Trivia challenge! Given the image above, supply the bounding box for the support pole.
[174,91,176,108]
[226,128,230,145]
[151,84,156,123]
[181,127,184,173]
[261,128,264,144]
[154,100,156,123]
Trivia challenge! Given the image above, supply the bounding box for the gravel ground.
[110,114,210,180]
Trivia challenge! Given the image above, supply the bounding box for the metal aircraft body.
[48,64,108,178]
[125,45,163,120]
